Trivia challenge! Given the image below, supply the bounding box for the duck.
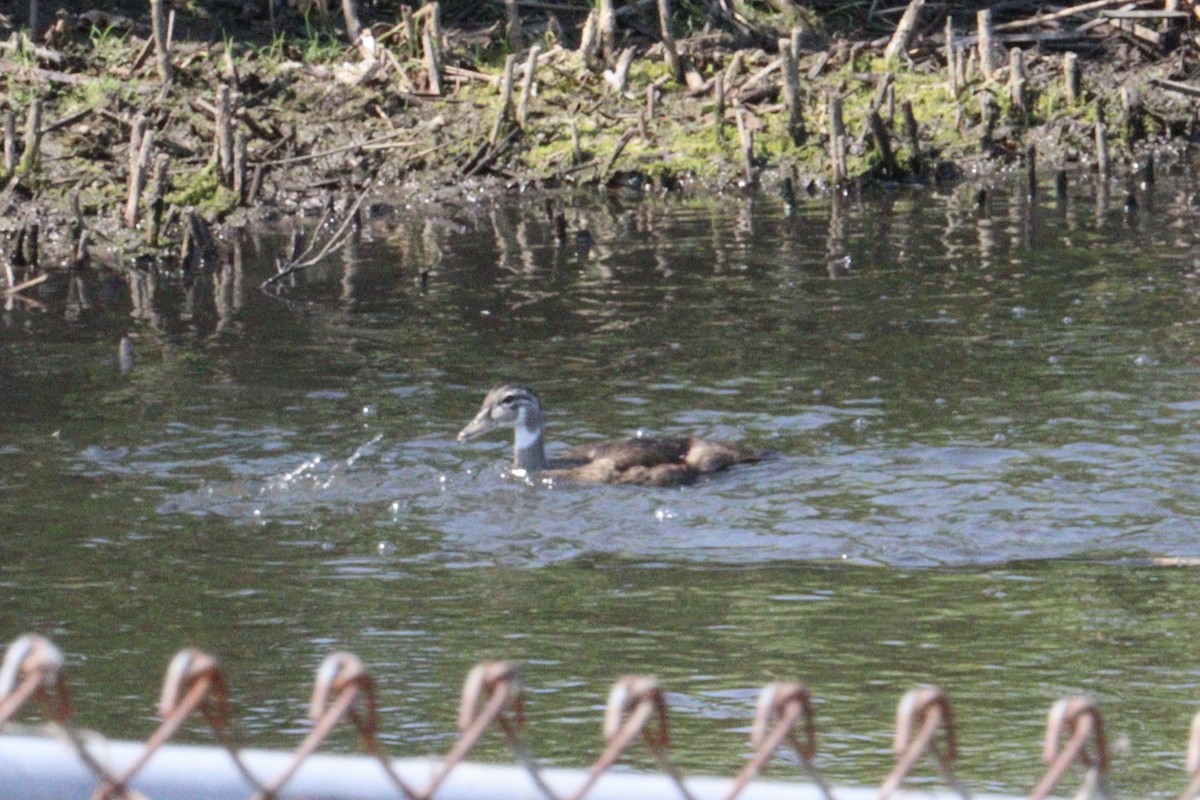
[456,384,760,487]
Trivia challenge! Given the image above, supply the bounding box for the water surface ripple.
[3,181,1200,796]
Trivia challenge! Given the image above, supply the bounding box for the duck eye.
[500,394,518,406]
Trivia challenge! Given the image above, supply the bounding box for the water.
[3,176,1200,796]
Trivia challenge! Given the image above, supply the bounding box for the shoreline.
[1,2,1196,274]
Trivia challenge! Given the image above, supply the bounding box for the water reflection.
[4,176,1200,796]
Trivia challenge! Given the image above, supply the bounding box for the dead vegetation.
[2,0,1199,279]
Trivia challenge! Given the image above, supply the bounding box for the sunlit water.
[3,175,1200,796]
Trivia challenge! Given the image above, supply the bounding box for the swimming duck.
[456,384,760,486]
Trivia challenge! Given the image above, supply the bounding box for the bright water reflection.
[3,177,1200,796]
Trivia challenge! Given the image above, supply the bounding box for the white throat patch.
[514,407,541,451]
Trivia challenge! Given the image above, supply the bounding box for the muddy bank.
[1,1,1198,276]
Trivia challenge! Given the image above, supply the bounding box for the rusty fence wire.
[0,633,1193,800]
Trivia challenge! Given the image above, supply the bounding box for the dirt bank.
[1,1,1198,276]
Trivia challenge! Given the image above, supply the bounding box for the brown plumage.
[457,385,760,487]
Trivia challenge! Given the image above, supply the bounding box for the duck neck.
[513,408,547,471]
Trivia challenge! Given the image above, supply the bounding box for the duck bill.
[457,413,496,442]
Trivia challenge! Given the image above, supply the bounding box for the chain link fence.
[0,633,1178,800]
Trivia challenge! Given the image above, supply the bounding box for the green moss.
[164,163,239,216]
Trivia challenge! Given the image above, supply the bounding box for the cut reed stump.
[884,0,924,63]
[1063,52,1081,105]
[827,91,846,185]
[901,100,922,179]
[735,108,754,185]
[944,18,959,97]
[124,115,155,229]
[569,117,583,166]
[2,110,15,173]
[146,153,170,248]
[606,47,634,93]
[1095,121,1110,176]
[577,10,600,69]
[977,9,998,80]
[503,0,521,47]
[233,130,248,204]
[400,5,418,59]
[598,0,617,61]
[149,0,172,85]
[1008,48,1027,123]
[516,45,541,129]
[867,110,897,179]
[19,99,42,175]
[656,0,683,84]
[713,73,726,143]
[421,4,444,95]
[490,53,517,145]
[215,85,233,187]
[778,39,804,145]
[1026,145,1036,199]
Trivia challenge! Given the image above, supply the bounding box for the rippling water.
[3,177,1200,796]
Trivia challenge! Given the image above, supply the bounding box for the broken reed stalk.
[400,5,417,58]
[490,53,517,145]
[786,25,801,57]
[577,10,599,68]
[735,108,754,184]
[23,223,39,268]
[598,0,616,60]
[870,72,893,115]
[426,2,443,52]
[423,24,443,95]
[1009,47,1026,122]
[778,38,803,145]
[646,82,658,119]
[248,163,263,205]
[1095,121,1110,176]
[977,9,997,80]
[901,100,922,178]
[1063,52,1081,105]
[713,73,725,142]
[828,91,846,184]
[2,273,49,298]
[19,98,41,175]
[73,229,91,270]
[569,117,582,165]
[1026,145,1036,199]
[147,153,170,247]
[503,0,521,46]
[3,111,14,173]
[516,45,541,129]
[26,223,38,267]
[884,0,925,63]
[945,17,959,96]
[342,0,363,44]
[867,110,897,178]
[215,84,233,186]
[10,223,38,269]
[1121,86,1144,143]
[233,130,248,204]
[656,0,683,84]
[980,93,997,150]
[124,115,155,229]
[611,47,635,93]
[600,128,635,184]
[223,44,239,88]
[149,0,172,84]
